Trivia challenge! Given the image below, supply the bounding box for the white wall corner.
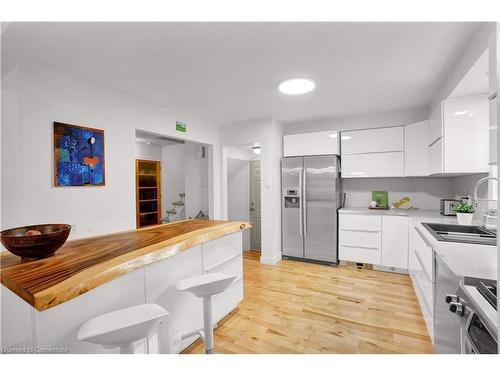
[260,252,282,265]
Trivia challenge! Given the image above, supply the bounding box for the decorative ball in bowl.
[1,224,71,260]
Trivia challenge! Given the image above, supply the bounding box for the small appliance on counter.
[440,199,460,216]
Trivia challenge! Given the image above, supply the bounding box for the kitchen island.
[0,219,251,353]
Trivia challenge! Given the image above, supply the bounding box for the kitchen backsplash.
[341,174,490,210]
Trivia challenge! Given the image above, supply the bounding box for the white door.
[249,160,261,250]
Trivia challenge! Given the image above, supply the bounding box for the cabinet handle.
[415,227,433,249]
[428,137,442,148]
[341,244,379,250]
[414,250,431,283]
[205,253,241,273]
[299,166,303,236]
[303,167,307,236]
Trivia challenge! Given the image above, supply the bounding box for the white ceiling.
[2,22,482,125]
[449,49,489,99]
[135,130,184,147]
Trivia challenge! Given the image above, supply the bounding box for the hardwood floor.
[183,251,433,354]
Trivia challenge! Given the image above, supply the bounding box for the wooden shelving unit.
[135,159,161,228]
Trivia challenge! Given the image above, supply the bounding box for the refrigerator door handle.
[299,167,303,236]
[303,166,307,236]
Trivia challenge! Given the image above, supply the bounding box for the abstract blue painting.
[54,122,105,186]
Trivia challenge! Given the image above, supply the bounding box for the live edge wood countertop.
[0,220,251,312]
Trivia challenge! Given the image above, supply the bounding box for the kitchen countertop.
[0,219,251,311]
[339,207,497,280]
[339,207,456,220]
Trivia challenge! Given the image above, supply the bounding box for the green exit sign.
[176,121,186,133]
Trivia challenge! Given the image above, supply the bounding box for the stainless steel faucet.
[473,176,498,207]
[473,177,498,229]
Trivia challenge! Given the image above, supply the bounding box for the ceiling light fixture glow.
[278,78,316,95]
[252,145,261,155]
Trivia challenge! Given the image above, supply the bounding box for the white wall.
[430,23,495,112]
[221,117,283,265]
[161,144,185,219]
[1,59,221,241]
[184,142,209,218]
[136,142,162,161]
[227,158,250,249]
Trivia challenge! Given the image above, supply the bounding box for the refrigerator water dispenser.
[284,196,300,209]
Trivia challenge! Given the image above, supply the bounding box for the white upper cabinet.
[489,33,498,165]
[428,95,489,175]
[428,137,444,175]
[341,126,403,154]
[283,131,339,157]
[340,126,404,178]
[489,32,497,98]
[490,97,498,165]
[342,152,404,178]
[428,103,443,145]
[405,121,429,176]
[442,94,489,174]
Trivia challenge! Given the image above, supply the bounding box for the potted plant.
[454,202,474,225]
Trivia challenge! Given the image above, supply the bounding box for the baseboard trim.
[260,252,282,265]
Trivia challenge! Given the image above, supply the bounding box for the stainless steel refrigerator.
[281,155,341,264]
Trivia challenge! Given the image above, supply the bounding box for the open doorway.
[135,130,210,228]
[225,145,261,252]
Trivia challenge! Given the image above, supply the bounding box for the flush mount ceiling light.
[278,78,316,95]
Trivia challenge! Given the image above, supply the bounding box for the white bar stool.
[176,273,237,354]
[77,303,169,354]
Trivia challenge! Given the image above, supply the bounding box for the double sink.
[422,223,497,246]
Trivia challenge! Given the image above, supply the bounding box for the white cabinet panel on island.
[144,245,204,353]
[36,268,147,354]
[283,130,339,157]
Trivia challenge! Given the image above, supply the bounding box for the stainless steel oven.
[447,281,498,354]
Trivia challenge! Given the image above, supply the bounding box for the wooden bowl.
[1,224,71,260]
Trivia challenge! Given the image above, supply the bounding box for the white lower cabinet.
[339,213,409,270]
[381,215,409,269]
[408,224,435,343]
[339,213,382,264]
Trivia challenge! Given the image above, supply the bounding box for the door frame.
[249,159,262,251]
